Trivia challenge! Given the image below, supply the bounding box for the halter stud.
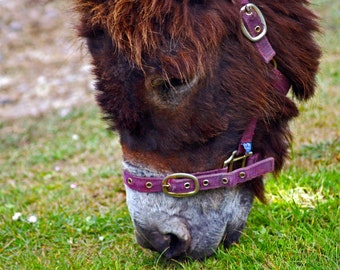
[239,172,247,179]
[222,178,229,184]
[203,179,210,186]
[146,182,153,189]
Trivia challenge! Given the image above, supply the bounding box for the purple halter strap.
[238,0,290,156]
[123,1,291,197]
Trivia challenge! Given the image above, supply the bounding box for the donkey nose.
[134,218,191,258]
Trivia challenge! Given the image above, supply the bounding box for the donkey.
[75,0,320,259]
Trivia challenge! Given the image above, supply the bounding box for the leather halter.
[123,1,290,197]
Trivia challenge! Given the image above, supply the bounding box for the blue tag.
[242,142,252,154]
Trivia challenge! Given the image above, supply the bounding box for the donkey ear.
[267,3,321,101]
[285,45,321,101]
[275,31,321,101]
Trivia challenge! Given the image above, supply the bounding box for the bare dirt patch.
[0,0,94,119]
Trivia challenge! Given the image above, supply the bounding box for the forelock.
[76,0,236,80]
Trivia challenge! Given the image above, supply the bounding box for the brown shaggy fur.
[75,0,320,201]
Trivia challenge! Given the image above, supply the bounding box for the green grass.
[1,1,339,269]
[1,110,338,270]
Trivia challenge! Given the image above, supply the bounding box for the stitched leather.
[240,1,276,63]
[124,157,274,195]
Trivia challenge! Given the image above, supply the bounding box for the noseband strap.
[124,155,274,197]
[123,1,290,197]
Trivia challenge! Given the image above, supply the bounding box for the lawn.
[0,0,339,269]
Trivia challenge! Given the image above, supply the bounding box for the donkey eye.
[153,78,186,93]
[151,77,198,92]
[149,77,184,103]
[147,76,199,105]
[168,78,186,89]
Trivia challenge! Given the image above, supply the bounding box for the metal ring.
[146,182,153,189]
[240,4,267,42]
[255,25,262,33]
[239,172,247,179]
[203,179,210,186]
[184,182,191,189]
[162,173,200,197]
[222,178,229,184]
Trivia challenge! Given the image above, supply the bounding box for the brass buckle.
[223,150,253,171]
[240,3,267,42]
[162,173,200,198]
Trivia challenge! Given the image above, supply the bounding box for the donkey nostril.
[134,221,191,258]
[151,232,172,253]
[136,230,191,258]
[165,233,191,259]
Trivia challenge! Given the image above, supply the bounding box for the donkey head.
[76,0,320,259]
